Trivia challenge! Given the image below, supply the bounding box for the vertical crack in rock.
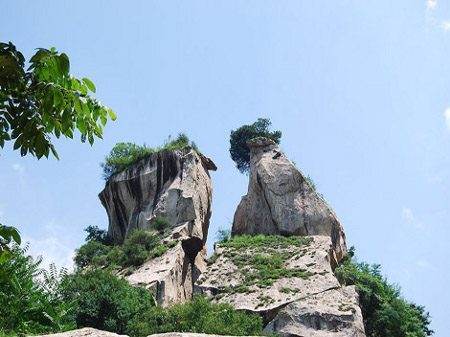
[100,147,216,306]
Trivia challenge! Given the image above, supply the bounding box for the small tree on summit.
[229,118,282,174]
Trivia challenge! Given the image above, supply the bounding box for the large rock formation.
[36,329,260,337]
[232,138,347,262]
[195,235,365,336]
[99,147,216,246]
[99,147,216,306]
[195,138,364,336]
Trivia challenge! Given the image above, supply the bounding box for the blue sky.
[1,1,449,335]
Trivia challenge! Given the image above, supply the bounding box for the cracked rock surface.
[99,147,215,246]
[232,138,347,262]
[99,147,215,306]
[195,235,365,336]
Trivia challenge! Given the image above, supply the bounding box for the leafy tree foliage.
[0,244,76,336]
[127,294,264,337]
[229,118,282,174]
[335,247,433,337]
[68,269,155,335]
[0,224,21,284]
[74,225,173,270]
[101,133,198,181]
[83,225,112,245]
[0,42,116,159]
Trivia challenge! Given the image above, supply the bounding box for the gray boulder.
[232,138,347,262]
[99,147,216,306]
[264,286,366,337]
[99,147,216,246]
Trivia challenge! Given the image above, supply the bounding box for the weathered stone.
[99,147,215,306]
[36,331,262,337]
[232,138,347,262]
[148,332,260,337]
[99,147,215,246]
[35,327,128,337]
[195,236,339,313]
[264,286,366,337]
[125,240,207,306]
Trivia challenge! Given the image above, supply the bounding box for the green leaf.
[81,100,90,116]
[35,133,47,157]
[108,109,117,121]
[82,78,96,93]
[13,134,23,150]
[100,115,107,127]
[50,144,59,160]
[43,91,54,113]
[77,117,87,135]
[59,53,70,74]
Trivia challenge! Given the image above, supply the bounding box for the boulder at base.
[264,286,366,337]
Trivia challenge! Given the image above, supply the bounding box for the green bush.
[101,142,154,181]
[150,216,172,233]
[120,229,160,266]
[74,240,111,269]
[83,225,113,245]
[101,133,199,181]
[335,247,433,337]
[69,269,154,335]
[127,294,264,337]
[215,228,231,243]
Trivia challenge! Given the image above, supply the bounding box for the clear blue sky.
[1,1,449,335]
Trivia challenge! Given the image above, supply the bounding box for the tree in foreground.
[229,118,282,174]
[0,42,116,159]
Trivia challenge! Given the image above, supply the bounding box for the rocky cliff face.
[99,147,216,246]
[232,138,347,262]
[99,147,216,306]
[195,235,365,337]
[194,138,364,337]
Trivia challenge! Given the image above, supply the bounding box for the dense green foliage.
[101,133,199,180]
[0,42,116,159]
[335,247,433,336]
[127,294,264,337]
[68,269,154,335]
[0,224,21,284]
[0,245,76,336]
[74,224,175,270]
[83,225,112,245]
[229,118,282,174]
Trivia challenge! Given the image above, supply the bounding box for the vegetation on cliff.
[335,247,433,337]
[229,118,282,174]
[74,222,175,270]
[101,133,199,180]
[0,241,264,337]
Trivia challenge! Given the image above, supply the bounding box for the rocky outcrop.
[232,138,347,262]
[264,286,366,337]
[36,328,128,337]
[36,330,261,337]
[195,235,365,337]
[195,236,339,312]
[126,239,207,306]
[99,147,216,246]
[99,147,216,306]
